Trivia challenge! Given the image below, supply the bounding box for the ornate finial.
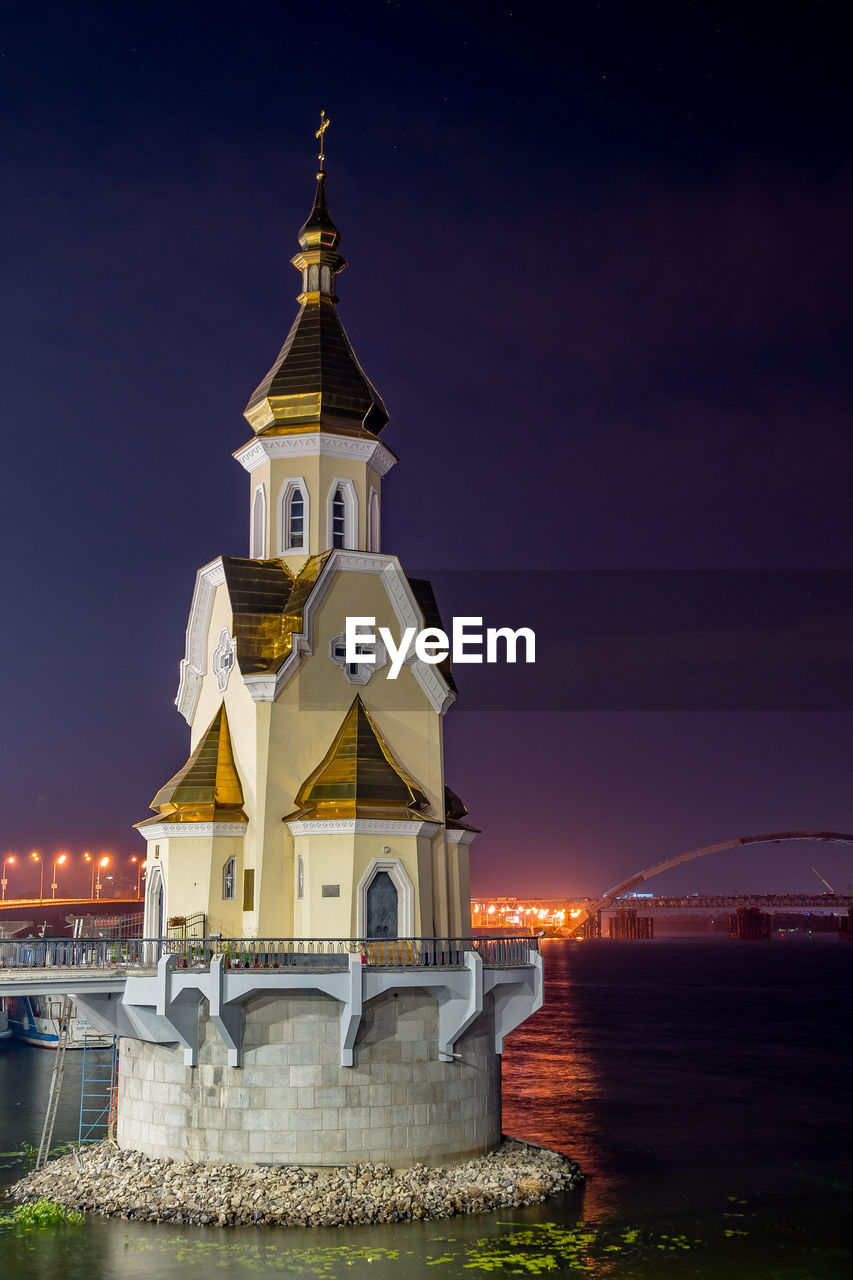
[315,109,331,174]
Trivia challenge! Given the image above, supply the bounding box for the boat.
[6,995,109,1049]
[0,998,12,1043]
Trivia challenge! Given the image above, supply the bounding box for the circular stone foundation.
[117,988,501,1166]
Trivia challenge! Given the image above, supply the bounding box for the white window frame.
[297,854,304,900]
[368,485,380,553]
[223,856,237,900]
[251,484,266,559]
[143,860,165,938]
[329,631,387,685]
[356,857,415,938]
[279,477,310,554]
[326,477,358,551]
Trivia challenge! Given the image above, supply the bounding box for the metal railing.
[0,935,537,974]
[165,912,207,940]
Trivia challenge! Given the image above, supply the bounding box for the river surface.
[1,938,851,1277]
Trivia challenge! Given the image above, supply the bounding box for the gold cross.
[315,110,331,168]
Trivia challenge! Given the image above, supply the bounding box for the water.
[1,938,851,1276]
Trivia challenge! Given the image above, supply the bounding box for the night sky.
[2,1,852,899]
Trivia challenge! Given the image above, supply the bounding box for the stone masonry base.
[117,988,501,1166]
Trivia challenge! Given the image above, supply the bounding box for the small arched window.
[289,489,304,548]
[368,487,380,553]
[327,478,357,551]
[297,855,304,900]
[223,857,236,901]
[279,478,310,555]
[332,487,346,548]
[251,485,266,559]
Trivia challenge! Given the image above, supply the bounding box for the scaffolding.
[78,1034,119,1145]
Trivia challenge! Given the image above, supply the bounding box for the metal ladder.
[35,995,73,1169]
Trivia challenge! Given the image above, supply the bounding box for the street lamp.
[51,853,67,900]
[31,851,43,901]
[131,856,143,898]
[84,851,95,898]
[95,856,109,901]
[1,855,15,902]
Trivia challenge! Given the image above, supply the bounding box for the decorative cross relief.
[212,628,237,691]
[329,632,387,685]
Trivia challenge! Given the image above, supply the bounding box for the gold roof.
[244,172,388,436]
[137,704,248,827]
[221,552,329,675]
[287,695,433,822]
[444,784,480,833]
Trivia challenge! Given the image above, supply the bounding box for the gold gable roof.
[137,704,248,826]
[288,695,432,822]
[220,552,329,675]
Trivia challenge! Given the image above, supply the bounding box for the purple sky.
[2,2,852,898]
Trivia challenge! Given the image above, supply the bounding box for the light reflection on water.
[2,938,852,1277]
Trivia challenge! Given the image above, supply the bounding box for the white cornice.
[138,822,248,841]
[175,558,226,724]
[287,819,441,836]
[234,433,397,477]
[445,829,478,846]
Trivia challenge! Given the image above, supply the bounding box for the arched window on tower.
[327,479,358,551]
[251,485,266,559]
[332,487,346,548]
[289,489,304,548]
[368,487,380,553]
[280,479,309,554]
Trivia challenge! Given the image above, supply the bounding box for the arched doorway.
[144,861,165,939]
[366,871,398,938]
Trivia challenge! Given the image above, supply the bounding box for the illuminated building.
[69,123,543,1168]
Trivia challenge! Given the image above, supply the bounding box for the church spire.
[296,109,340,253]
[243,112,388,437]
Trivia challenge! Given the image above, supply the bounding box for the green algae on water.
[0,1198,84,1232]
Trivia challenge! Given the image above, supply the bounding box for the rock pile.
[11,1139,582,1227]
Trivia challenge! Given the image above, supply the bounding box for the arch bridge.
[570,830,853,936]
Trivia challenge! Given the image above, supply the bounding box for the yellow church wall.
[299,568,446,814]
[180,582,285,937]
[148,834,246,937]
[289,828,437,938]
[290,830,354,936]
[447,844,473,937]
[251,452,380,570]
[169,557,460,941]
[430,841,450,936]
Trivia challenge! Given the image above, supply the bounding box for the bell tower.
[235,126,393,573]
